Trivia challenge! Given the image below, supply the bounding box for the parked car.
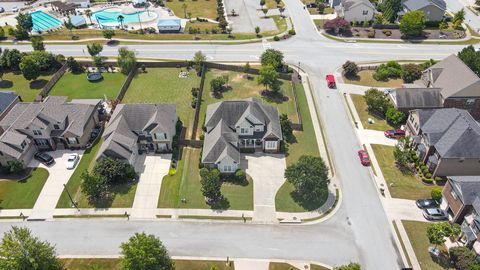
[0,7,5,13]
[66,153,79,169]
[422,208,448,221]
[326,74,336,88]
[384,129,405,139]
[34,152,54,166]
[416,199,439,209]
[357,150,370,166]
[90,126,101,140]
[306,3,318,8]
[11,6,18,12]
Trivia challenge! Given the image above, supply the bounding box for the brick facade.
[444,98,480,120]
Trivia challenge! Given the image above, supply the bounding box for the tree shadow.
[210,196,230,210]
[290,189,329,211]
[30,79,49,89]
[261,89,289,104]
[0,80,13,88]
[89,181,137,208]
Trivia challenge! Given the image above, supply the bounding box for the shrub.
[401,63,422,83]
[449,246,477,270]
[386,107,406,126]
[423,178,433,183]
[421,165,427,171]
[342,61,359,78]
[367,29,375,38]
[323,17,351,34]
[425,172,432,178]
[235,169,246,182]
[382,29,392,36]
[431,187,442,201]
[373,61,401,81]
[273,35,280,41]
[168,168,176,176]
[6,160,24,174]
[288,29,296,35]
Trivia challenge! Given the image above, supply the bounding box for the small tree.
[426,222,447,249]
[401,63,422,83]
[260,48,284,70]
[255,26,261,37]
[19,55,40,81]
[117,47,137,75]
[87,43,103,57]
[30,36,45,51]
[280,114,294,143]
[363,88,391,115]
[81,171,108,201]
[431,187,443,201]
[382,0,402,23]
[449,246,476,270]
[260,0,266,6]
[102,29,115,41]
[262,8,268,18]
[181,3,188,18]
[453,9,465,29]
[6,160,24,174]
[393,145,409,169]
[93,157,136,184]
[200,169,222,202]
[385,107,406,126]
[121,232,175,270]
[210,76,226,96]
[258,65,279,92]
[66,56,83,73]
[399,10,425,37]
[192,50,206,76]
[93,55,105,68]
[85,9,93,24]
[243,62,251,73]
[333,263,361,270]
[342,61,359,78]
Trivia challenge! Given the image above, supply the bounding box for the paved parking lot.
[224,0,278,33]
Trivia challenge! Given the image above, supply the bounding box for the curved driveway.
[0,0,472,268]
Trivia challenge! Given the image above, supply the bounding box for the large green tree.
[258,65,280,92]
[93,157,136,184]
[81,171,108,201]
[0,226,63,270]
[399,11,426,37]
[19,55,40,81]
[458,45,480,76]
[382,0,402,23]
[121,232,174,270]
[117,47,137,75]
[31,36,45,51]
[200,168,222,202]
[363,88,391,115]
[450,246,477,270]
[87,43,103,57]
[260,48,284,70]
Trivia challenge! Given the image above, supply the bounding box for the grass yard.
[343,70,404,88]
[165,0,218,19]
[123,67,201,139]
[62,259,235,270]
[49,72,126,101]
[372,144,436,200]
[402,221,452,270]
[158,147,253,210]
[310,265,330,270]
[0,71,54,102]
[350,94,394,131]
[313,19,327,30]
[265,0,284,9]
[185,20,219,32]
[269,262,299,270]
[0,168,49,209]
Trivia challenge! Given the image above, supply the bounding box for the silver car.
[422,208,448,221]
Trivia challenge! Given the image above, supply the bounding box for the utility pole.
[63,184,78,211]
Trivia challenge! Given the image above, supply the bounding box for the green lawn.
[123,68,202,139]
[402,221,452,270]
[199,69,297,138]
[62,259,235,270]
[343,70,404,88]
[310,265,330,270]
[350,94,394,131]
[49,72,126,101]
[269,262,299,270]
[165,0,218,19]
[372,144,435,200]
[0,168,49,209]
[158,147,253,210]
[0,71,54,102]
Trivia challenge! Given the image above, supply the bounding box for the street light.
[63,183,79,211]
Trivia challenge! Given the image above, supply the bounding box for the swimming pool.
[31,11,62,32]
[93,8,157,27]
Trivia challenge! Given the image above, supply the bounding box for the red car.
[326,74,336,88]
[358,150,371,166]
[384,129,406,138]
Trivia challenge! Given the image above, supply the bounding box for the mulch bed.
[329,27,466,40]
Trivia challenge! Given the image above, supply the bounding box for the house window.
[35,139,49,146]
[240,128,248,134]
[265,141,277,149]
[466,99,475,106]
[20,140,27,150]
[362,10,368,15]
[54,124,60,130]
[33,130,42,136]
[223,165,232,172]
[451,189,458,200]
[67,137,78,144]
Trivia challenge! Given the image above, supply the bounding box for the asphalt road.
[0,0,475,268]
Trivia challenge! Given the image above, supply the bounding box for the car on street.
[422,208,448,221]
[0,7,5,13]
[66,153,79,169]
[384,129,405,139]
[34,152,54,166]
[416,199,439,209]
[357,150,370,166]
[11,6,18,12]
[326,74,336,88]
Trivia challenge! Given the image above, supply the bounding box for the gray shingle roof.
[403,0,446,12]
[392,88,443,109]
[202,120,240,164]
[0,92,18,116]
[340,0,375,10]
[449,176,480,205]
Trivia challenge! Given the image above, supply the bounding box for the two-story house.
[335,0,376,23]
[389,55,480,120]
[0,96,101,166]
[202,98,282,173]
[406,108,480,177]
[96,104,177,165]
[400,0,446,22]
[441,176,480,224]
[457,196,480,257]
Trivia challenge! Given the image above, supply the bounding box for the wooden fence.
[116,64,138,101]
[290,73,303,131]
[205,62,292,80]
[191,63,207,140]
[40,62,68,97]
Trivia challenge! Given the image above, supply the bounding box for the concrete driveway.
[224,0,278,33]
[28,150,84,220]
[242,153,286,223]
[384,198,430,222]
[131,154,171,219]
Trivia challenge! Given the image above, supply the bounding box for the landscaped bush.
[168,167,176,176]
[425,172,432,178]
[422,178,433,184]
[382,29,392,36]
[401,63,422,83]
[323,17,351,34]
[234,169,246,182]
[288,29,296,35]
[373,61,401,81]
[273,35,280,41]
[367,29,375,38]
[342,61,359,79]
[431,187,442,201]
[420,165,427,171]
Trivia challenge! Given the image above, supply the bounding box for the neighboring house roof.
[402,0,446,12]
[70,15,86,27]
[339,0,375,10]
[449,176,480,205]
[391,88,443,109]
[97,104,177,162]
[413,108,480,158]
[157,19,181,27]
[0,92,18,116]
[202,120,240,164]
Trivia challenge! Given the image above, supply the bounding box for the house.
[157,19,182,33]
[334,0,376,23]
[96,104,177,165]
[202,99,282,173]
[401,0,446,22]
[406,108,480,177]
[441,176,480,224]
[64,0,90,8]
[0,96,101,167]
[456,196,480,257]
[0,92,19,122]
[70,15,86,27]
[390,55,480,120]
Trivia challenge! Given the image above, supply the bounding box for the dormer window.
[240,128,248,134]
[20,140,27,150]
[33,130,42,136]
[54,124,60,130]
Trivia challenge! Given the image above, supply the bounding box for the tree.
[401,63,422,83]
[382,0,402,23]
[458,45,480,76]
[333,263,361,270]
[103,29,115,40]
[0,27,5,39]
[19,55,40,81]
[260,0,266,6]
[85,9,93,24]
[258,65,280,92]
[117,47,137,75]
[210,76,226,95]
[0,226,63,270]
[393,144,409,169]
[284,155,329,204]
[450,246,477,270]
[6,160,24,174]
[323,17,351,35]
[255,26,261,37]
[31,36,45,51]
[66,56,83,73]
[2,49,23,70]
[16,13,33,32]
[244,62,251,73]
[431,187,442,201]
[117,15,125,29]
[200,169,222,202]
[93,55,105,68]
[260,48,284,70]
[280,114,294,143]
[192,50,206,75]
[426,223,446,248]
[81,171,108,200]
[121,232,174,270]
[262,8,268,17]
[399,11,425,37]
[29,51,56,71]
[87,43,103,57]
[93,157,136,184]
[64,18,74,37]
[385,107,406,126]
[419,59,437,70]
[453,9,465,29]
[342,61,359,78]
[363,88,391,115]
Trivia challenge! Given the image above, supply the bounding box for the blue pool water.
[93,9,145,26]
[31,11,62,32]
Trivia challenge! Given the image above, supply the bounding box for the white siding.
[342,3,375,22]
[236,119,254,136]
[217,156,238,173]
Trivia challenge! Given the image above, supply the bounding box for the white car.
[66,153,79,169]
[11,6,18,12]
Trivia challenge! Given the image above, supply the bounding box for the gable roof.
[0,92,18,116]
[340,0,375,10]
[202,120,240,164]
[403,0,446,12]
[449,176,480,205]
[392,88,443,109]
[157,19,181,27]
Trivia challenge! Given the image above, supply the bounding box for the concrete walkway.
[28,150,84,221]
[131,154,171,219]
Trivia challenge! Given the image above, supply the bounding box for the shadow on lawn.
[30,79,49,89]
[87,181,136,208]
[0,80,13,88]
[290,189,330,211]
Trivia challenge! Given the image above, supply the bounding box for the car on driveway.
[384,129,405,139]
[34,152,54,166]
[326,74,336,88]
[0,7,4,13]
[416,199,439,209]
[422,208,448,221]
[66,153,79,169]
[357,150,370,166]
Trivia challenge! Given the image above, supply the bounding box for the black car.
[306,3,318,8]
[416,199,438,209]
[34,152,54,166]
